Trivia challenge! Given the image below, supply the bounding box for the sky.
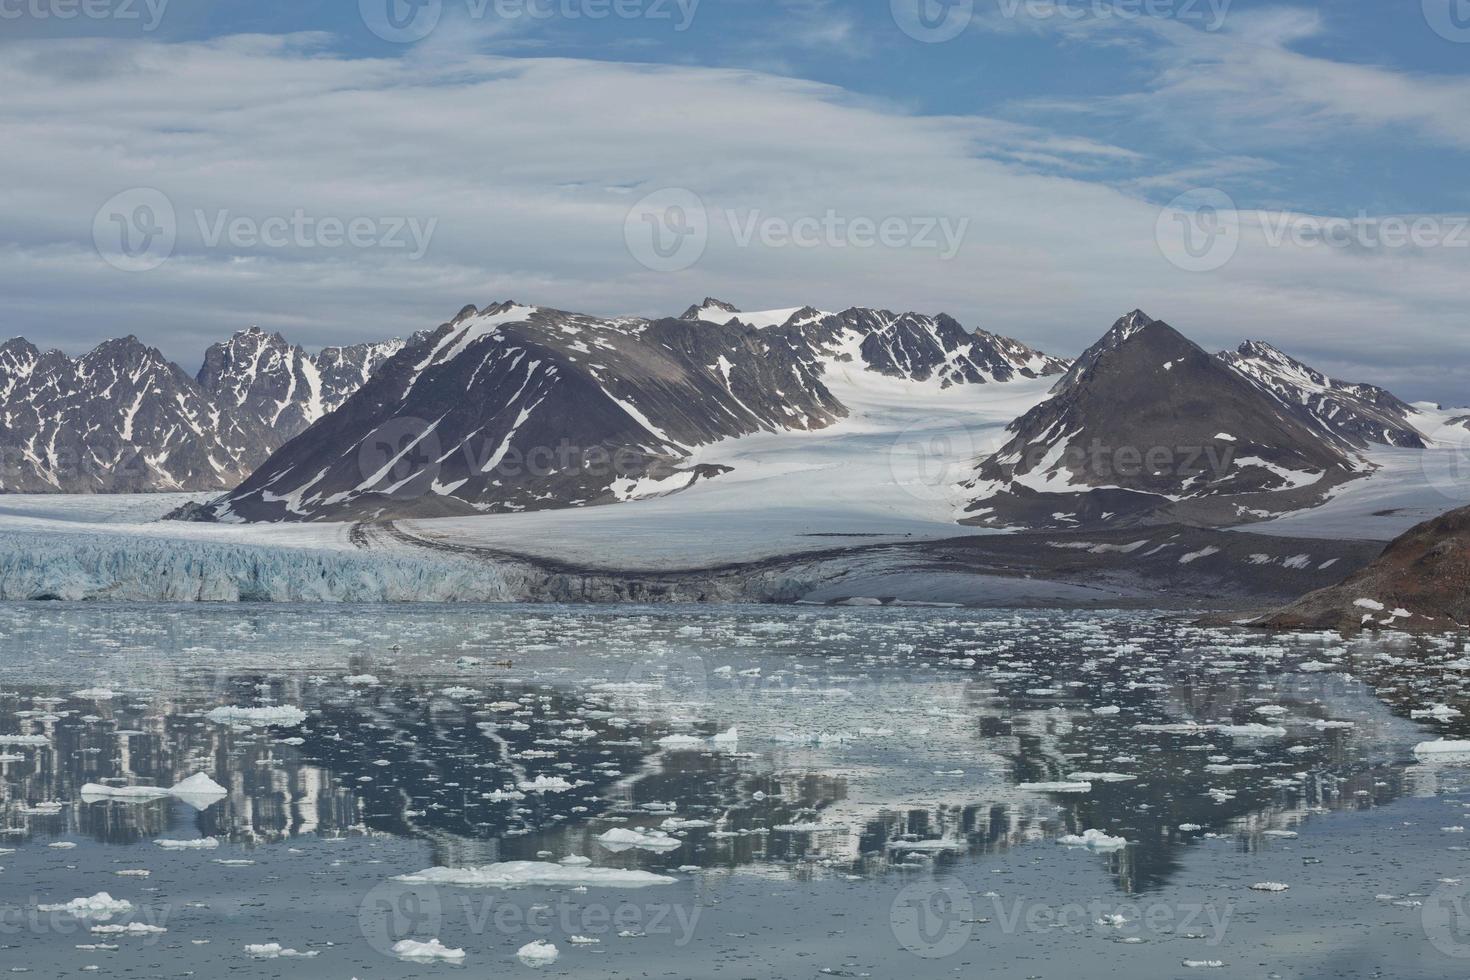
[2,0,1468,403]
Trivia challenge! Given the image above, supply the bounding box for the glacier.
[0,529,520,602]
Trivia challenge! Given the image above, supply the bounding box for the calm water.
[1,604,1469,978]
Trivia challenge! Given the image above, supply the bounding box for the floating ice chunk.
[1057,829,1128,852]
[1415,739,1470,759]
[394,861,675,888]
[393,938,464,961]
[1182,961,1225,969]
[1018,781,1092,793]
[597,828,681,853]
[244,943,318,958]
[559,855,592,866]
[205,706,306,727]
[0,735,50,746]
[1248,882,1289,892]
[71,689,117,700]
[568,935,600,945]
[656,734,705,748]
[1092,706,1121,716]
[154,837,220,850]
[517,940,559,966]
[172,773,227,797]
[343,674,380,685]
[91,923,166,936]
[518,775,573,793]
[38,893,134,920]
[711,726,739,744]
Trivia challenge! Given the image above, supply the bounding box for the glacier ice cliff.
[0,532,522,602]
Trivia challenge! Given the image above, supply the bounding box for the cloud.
[0,32,1466,402]
[998,5,1470,155]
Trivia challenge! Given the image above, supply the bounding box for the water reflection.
[0,604,1464,897]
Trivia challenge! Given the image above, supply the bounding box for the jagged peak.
[681,297,741,320]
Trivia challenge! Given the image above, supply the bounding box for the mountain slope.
[1258,504,1470,632]
[0,329,403,493]
[1218,340,1425,449]
[683,299,1068,386]
[197,299,1070,522]
[0,336,244,492]
[961,311,1365,530]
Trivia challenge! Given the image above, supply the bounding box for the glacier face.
[0,530,521,602]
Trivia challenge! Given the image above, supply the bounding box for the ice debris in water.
[37,893,134,920]
[517,940,559,966]
[596,828,682,852]
[392,938,465,961]
[244,943,318,958]
[205,705,307,727]
[1057,829,1129,852]
[394,861,676,888]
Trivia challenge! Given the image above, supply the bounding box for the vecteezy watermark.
[891,880,1233,959]
[0,899,174,946]
[93,187,176,273]
[891,0,974,43]
[1259,211,1470,252]
[996,0,1231,31]
[624,190,971,272]
[358,882,701,956]
[624,187,709,273]
[195,209,437,259]
[1013,439,1238,483]
[0,0,170,32]
[1155,187,1240,273]
[1423,879,1470,958]
[891,879,975,957]
[725,209,970,260]
[888,421,1007,504]
[93,188,437,272]
[1416,414,1470,505]
[360,0,699,44]
[1423,0,1470,43]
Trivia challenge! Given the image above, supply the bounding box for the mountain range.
[0,301,1443,533]
[0,328,402,492]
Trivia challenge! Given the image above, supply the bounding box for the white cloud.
[0,32,1466,402]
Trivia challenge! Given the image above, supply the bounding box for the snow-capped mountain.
[681,299,1068,386]
[199,299,1070,522]
[0,336,246,492]
[962,311,1366,530]
[1217,340,1426,449]
[0,329,403,493]
[198,327,407,465]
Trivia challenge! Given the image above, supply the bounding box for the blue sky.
[2,0,1468,402]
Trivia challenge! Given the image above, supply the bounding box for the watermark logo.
[891,0,974,43]
[362,0,699,44]
[995,0,1231,32]
[625,187,709,273]
[1424,880,1470,958]
[1417,416,1470,505]
[360,0,442,43]
[93,187,176,273]
[891,878,974,958]
[359,881,444,957]
[0,0,171,33]
[889,421,1005,503]
[357,417,444,499]
[1156,187,1239,273]
[726,209,969,260]
[1424,0,1470,43]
